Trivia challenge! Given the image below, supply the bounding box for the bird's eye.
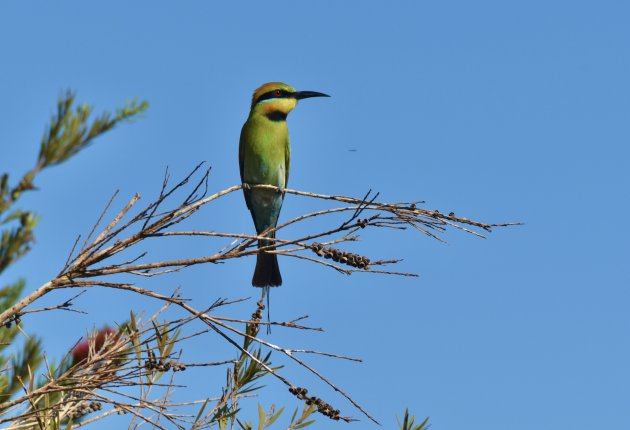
[274,90,282,97]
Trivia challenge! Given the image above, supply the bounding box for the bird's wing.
[284,135,290,187]
[238,131,245,183]
[238,126,253,211]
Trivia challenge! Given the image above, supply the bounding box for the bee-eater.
[239,82,329,289]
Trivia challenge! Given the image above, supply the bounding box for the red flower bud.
[72,327,118,365]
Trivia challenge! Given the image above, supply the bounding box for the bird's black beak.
[292,90,330,100]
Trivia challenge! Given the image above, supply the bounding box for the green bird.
[239,82,329,289]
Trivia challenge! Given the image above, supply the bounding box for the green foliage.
[142,319,182,383]
[209,347,278,427]
[0,278,26,314]
[0,333,42,404]
[38,91,148,169]
[206,311,286,429]
[206,309,319,430]
[235,402,317,430]
[286,404,317,430]
[0,280,43,405]
[0,90,147,410]
[0,90,148,213]
[0,211,38,275]
[397,408,430,430]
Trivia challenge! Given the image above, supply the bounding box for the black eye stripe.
[255,89,291,104]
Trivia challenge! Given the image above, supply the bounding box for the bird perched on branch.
[239,82,329,290]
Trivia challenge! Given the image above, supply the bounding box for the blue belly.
[248,188,284,233]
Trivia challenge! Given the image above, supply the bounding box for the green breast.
[240,116,289,187]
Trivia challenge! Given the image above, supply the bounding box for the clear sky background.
[1,1,629,429]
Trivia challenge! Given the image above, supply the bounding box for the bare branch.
[0,166,518,427]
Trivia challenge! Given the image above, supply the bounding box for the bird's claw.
[242,182,251,190]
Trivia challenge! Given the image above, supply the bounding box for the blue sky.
[1,1,629,428]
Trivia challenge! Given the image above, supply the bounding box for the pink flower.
[72,327,118,365]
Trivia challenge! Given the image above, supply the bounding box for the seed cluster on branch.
[251,299,264,322]
[246,299,265,336]
[3,314,21,328]
[66,400,102,419]
[145,351,186,373]
[289,386,342,421]
[310,243,370,269]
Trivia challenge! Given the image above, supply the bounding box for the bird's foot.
[242,182,251,190]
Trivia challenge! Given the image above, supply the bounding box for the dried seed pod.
[172,362,187,371]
